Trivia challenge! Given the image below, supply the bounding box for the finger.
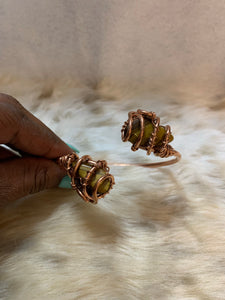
[0,145,20,160]
[0,157,66,205]
[0,93,72,158]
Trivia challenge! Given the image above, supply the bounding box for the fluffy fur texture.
[0,1,225,299]
[0,80,224,300]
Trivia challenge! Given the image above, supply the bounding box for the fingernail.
[66,143,79,153]
[58,143,79,189]
[58,175,72,189]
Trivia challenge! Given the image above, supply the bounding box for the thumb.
[0,157,66,205]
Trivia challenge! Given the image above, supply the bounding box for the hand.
[0,93,72,206]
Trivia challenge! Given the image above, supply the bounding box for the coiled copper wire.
[58,152,115,204]
[120,109,181,167]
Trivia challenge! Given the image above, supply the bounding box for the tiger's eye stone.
[128,118,173,147]
[73,163,111,195]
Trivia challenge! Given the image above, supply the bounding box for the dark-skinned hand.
[0,93,72,206]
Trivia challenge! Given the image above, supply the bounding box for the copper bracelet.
[58,109,181,203]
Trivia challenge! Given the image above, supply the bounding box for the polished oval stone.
[77,163,111,195]
[128,118,173,147]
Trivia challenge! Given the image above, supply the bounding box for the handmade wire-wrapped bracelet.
[58,109,181,204]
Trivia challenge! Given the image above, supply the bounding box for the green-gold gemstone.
[72,162,111,195]
[128,118,173,147]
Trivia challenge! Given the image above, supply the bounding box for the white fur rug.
[0,80,224,299]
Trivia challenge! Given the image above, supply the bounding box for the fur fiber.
[0,1,225,299]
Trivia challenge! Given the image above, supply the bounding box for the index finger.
[0,93,73,158]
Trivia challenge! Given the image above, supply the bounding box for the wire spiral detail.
[58,152,115,204]
[121,109,181,166]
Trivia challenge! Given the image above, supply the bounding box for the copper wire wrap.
[58,152,115,204]
[119,109,181,168]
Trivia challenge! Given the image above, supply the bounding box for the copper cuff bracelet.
[58,109,181,204]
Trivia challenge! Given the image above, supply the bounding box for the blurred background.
[1,0,225,104]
